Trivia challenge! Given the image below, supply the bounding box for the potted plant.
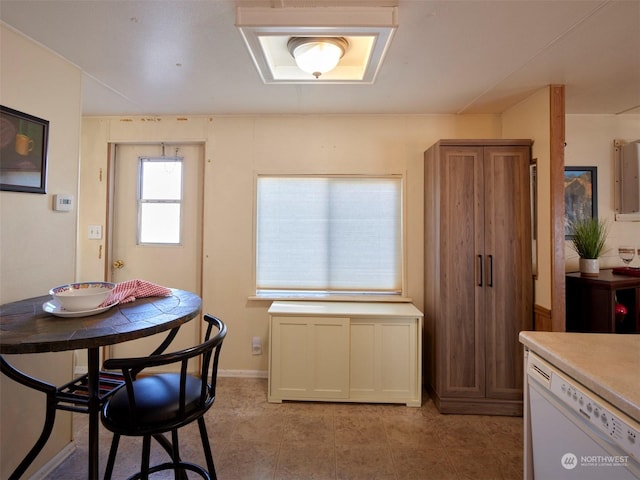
[568,217,608,276]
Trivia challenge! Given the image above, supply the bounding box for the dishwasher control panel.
[548,364,640,463]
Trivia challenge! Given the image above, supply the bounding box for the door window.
[138,157,183,244]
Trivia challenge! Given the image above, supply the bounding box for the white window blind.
[256,175,403,296]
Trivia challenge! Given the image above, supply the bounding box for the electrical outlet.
[252,336,262,355]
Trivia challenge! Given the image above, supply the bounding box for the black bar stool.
[100,314,227,480]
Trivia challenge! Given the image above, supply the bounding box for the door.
[108,143,203,363]
[484,146,533,399]
[438,146,485,398]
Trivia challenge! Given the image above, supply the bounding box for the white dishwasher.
[525,350,640,479]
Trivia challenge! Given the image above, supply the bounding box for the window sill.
[248,294,413,303]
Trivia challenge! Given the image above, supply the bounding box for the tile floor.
[46,377,523,479]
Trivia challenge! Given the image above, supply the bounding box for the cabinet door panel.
[350,319,418,401]
[484,146,533,399]
[350,322,376,393]
[312,320,350,396]
[379,322,415,394]
[270,316,349,400]
[438,147,485,397]
[275,321,309,394]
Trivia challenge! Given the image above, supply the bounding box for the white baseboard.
[75,366,267,378]
[218,369,268,379]
[31,442,76,480]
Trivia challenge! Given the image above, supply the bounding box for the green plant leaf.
[568,217,608,259]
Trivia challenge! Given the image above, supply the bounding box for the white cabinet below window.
[270,316,350,400]
[268,301,423,407]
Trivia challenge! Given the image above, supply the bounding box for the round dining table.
[0,288,202,479]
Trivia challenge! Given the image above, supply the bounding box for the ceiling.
[1,0,638,116]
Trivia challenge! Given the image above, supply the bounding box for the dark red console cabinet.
[566,269,640,333]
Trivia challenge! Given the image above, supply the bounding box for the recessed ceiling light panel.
[236,6,397,84]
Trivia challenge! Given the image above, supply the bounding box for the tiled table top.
[0,289,201,354]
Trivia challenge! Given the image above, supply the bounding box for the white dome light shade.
[287,37,349,78]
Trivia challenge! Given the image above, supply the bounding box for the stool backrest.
[102,314,227,418]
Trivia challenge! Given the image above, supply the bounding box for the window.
[138,157,183,244]
[256,175,403,297]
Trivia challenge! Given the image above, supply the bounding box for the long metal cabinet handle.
[488,255,494,287]
[477,255,483,286]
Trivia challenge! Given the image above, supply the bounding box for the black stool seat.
[101,314,226,480]
[103,373,203,429]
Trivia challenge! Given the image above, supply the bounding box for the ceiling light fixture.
[287,37,349,79]
[236,6,397,84]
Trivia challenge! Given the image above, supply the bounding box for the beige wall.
[501,87,552,309]
[205,115,504,373]
[565,114,640,271]
[77,118,110,281]
[0,24,81,478]
[79,114,503,374]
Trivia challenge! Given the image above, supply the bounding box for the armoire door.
[483,146,533,400]
[437,146,485,398]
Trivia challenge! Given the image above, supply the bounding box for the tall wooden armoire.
[424,139,533,416]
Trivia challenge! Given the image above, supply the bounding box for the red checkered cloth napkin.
[100,279,172,307]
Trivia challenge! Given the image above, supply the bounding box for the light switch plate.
[88,225,103,239]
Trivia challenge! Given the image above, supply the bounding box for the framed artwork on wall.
[0,105,49,194]
[564,166,597,238]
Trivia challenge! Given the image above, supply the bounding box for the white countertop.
[268,301,423,318]
[519,331,640,422]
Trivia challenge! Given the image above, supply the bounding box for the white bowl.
[49,282,115,312]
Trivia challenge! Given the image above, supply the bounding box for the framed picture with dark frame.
[0,105,49,194]
[564,166,597,238]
